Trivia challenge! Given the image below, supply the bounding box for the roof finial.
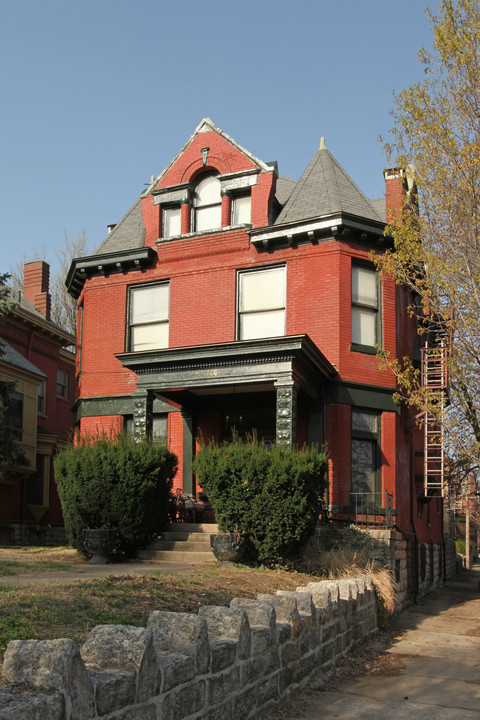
[319,137,326,150]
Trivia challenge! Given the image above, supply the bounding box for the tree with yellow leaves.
[380,0,480,482]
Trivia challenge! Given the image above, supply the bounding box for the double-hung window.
[192,174,222,232]
[351,264,379,350]
[129,282,169,351]
[56,370,68,399]
[162,206,181,238]
[6,391,23,440]
[238,266,286,340]
[231,193,251,226]
[350,409,381,500]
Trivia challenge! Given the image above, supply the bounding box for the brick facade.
[68,118,443,567]
[0,262,75,544]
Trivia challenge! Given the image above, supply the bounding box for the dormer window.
[192,173,222,232]
[231,192,251,225]
[162,206,181,238]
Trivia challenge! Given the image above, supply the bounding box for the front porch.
[117,334,336,494]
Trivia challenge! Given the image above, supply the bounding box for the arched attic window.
[192,172,222,232]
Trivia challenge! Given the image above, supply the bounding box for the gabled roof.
[275,141,384,225]
[144,117,274,197]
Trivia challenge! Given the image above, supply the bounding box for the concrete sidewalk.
[283,565,480,719]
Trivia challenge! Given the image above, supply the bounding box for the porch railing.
[347,491,394,529]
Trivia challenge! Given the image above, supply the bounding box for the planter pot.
[210,533,246,565]
[83,528,118,564]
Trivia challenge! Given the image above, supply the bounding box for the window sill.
[350,343,377,355]
[157,223,252,243]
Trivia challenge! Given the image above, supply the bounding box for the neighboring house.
[67,118,444,598]
[0,261,75,545]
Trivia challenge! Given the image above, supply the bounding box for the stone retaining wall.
[368,531,457,609]
[0,576,377,720]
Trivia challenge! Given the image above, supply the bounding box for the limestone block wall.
[0,576,377,720]
[444,536,457,580]
[367,531,450,609]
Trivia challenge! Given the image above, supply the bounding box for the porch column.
[275,381,297,448]
[132,389,153,441]
[182,410,194,496]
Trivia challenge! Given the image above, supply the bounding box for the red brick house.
[67,118,445,596]
[0,261,75,545]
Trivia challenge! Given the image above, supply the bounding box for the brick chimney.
[383,165,418,226]
[23,261,51,320]
[383,168,405,225]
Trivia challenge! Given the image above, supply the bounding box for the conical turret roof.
[275,141,384,225]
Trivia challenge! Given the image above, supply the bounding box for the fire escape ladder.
[421,341,448,497]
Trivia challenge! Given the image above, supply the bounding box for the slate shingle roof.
[275,176,297,207]
[275,145,384,225]
[0,338,46,377]
[94,197,145,256]
[91,133,385,258]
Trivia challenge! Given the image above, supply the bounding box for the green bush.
[54,433,177,558]
[455,539,466,555]
[193,438,328,564]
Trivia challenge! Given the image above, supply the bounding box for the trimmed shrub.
[54,433,177,558]
[193,438,328,564]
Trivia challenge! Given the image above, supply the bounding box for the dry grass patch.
[0,564,319,660]
[299,547,396,616]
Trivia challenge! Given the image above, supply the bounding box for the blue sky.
[0,0,434,279]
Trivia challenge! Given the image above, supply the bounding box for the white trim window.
[231,193,251,225]
[162,206,181,237]
[192,174,222,232]
[351,265,379,347]
[129,283,170,351]
[238,266,286,340]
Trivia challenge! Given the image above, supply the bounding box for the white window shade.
[194,175,221,206]
[193,174,222,232]
[130,283,169,351]
[352,266,377,306]
[232,194,251,225]
[163,207,181,237]
[195,205,222,232]
[238,266,286,340]
[240,267,285,312]
[352,307,376,346]
[131,284,169,324]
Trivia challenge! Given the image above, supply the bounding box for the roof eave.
[249,212,391,251]
[66,247,157,300]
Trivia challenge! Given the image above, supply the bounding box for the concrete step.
[148,539,213,552]
[159,531,213,544]
[138,549,214,564]
[168,523,218,534]
[138,522,219,564]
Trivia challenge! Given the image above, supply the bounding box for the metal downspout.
[410,444,419,601]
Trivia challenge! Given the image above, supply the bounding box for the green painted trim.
[73,395,178,422]
[66,247,156,299]
[325,381,398,413]
[350,343,377,355]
